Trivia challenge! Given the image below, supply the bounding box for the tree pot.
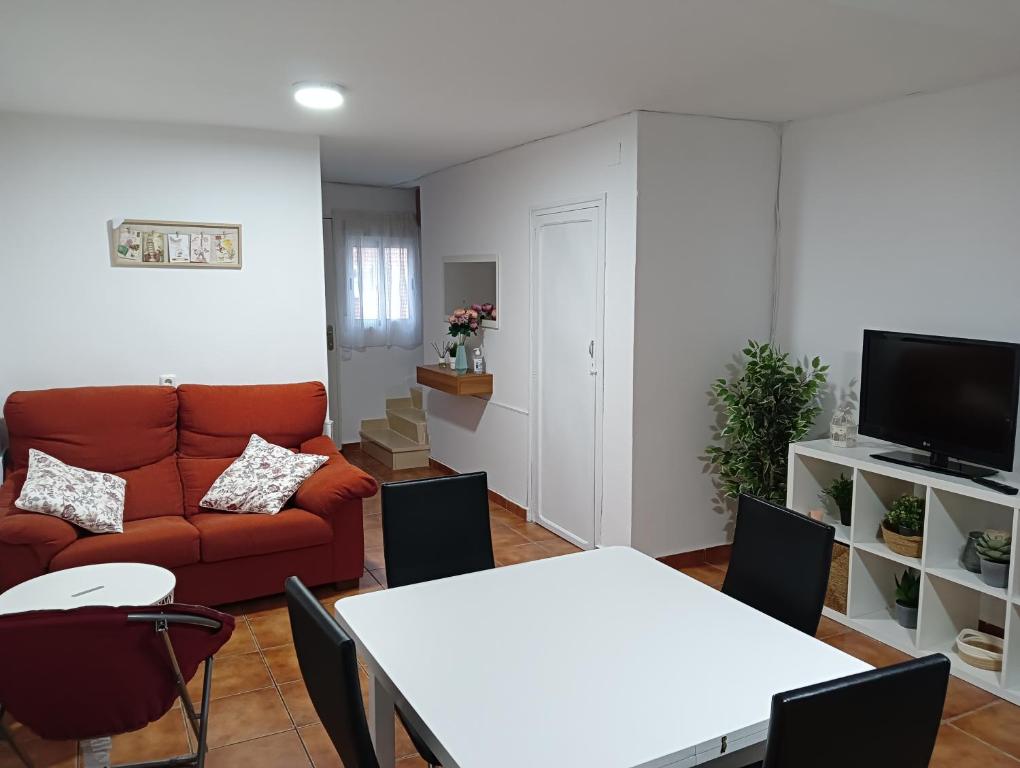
[838,503,851,527]
[979,557,1010,589]
[895,601,918,629]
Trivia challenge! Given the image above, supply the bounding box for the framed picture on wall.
[109,219,242,269]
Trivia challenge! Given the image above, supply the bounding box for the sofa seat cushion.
[191,509,332,563]
[50,517,200,571]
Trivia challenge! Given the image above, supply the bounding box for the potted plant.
[881,494,925,558]
[819,474,853,526]
[976,530,1011,588]
[894,569,920,628]
[446,304,495,372]
[705,341,828,504]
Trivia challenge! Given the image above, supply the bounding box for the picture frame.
[109,219,242,269]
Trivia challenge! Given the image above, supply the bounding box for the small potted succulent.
[882,494,925,558]
[819,474,853,527]
[894,569,920,629]
[976,530,1011,588]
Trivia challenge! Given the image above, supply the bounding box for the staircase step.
[385,397,414,411]
[386,407,428,444]
[360,426,430,470]
[409,386,424,410]
[360,425,429,453]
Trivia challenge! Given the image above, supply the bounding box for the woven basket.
[825,542,849,614]
[882,523,923,558]
[956,629,1004,671]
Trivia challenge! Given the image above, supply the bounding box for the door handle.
[588,340,595,358]
[326,324,335,352]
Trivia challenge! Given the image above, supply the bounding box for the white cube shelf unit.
[788,438,1020,704]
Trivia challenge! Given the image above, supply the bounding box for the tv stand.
[870,450,996,479]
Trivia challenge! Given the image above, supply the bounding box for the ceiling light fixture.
[293,82,345,110]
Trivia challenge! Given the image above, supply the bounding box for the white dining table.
[334,546,870,768]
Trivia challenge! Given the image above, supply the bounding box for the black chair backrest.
[762,654,950,767]
[381,471,495,588]
[722,494,834,635]
[285,577,379,768]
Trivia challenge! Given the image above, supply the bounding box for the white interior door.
[531,199,605,549]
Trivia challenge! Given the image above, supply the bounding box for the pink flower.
[481,303,494,313]
[469,320,479,330]
[453,308,467,317]
[471,303,482,313]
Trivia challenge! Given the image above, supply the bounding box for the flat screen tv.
[859,330,1020,477]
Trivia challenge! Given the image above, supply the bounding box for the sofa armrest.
[0,470,79,591]
[293,439,378,517]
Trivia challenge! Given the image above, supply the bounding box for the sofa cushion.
[17,450,126,534]
[200,435,328,515]
[190,509,332,563]
[118,456,185,521]
[4,386,178,475]
[177,382,327,458]
[178,457,234,516]
[50,517,200,571]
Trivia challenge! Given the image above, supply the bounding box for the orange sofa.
[0,382,377,605]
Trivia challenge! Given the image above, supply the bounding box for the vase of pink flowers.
[447,303,496,372]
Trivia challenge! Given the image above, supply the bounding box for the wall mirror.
[443,255,499,329]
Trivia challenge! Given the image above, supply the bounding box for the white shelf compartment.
[788,439,1020,705]
[786,452,853,544]
[848,547,919,650]
[921,572,1008,689]
[851,469,926,549]
[925,487,1014,600]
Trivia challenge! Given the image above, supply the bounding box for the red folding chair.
[0,604,234,767]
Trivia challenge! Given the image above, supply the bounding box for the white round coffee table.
[0,562,176,615]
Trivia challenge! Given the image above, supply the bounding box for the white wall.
[0,112,327,427]
[322,183,422,444]
[630,112,780,556]
[777,73,1020,454]
[420,114,638,542]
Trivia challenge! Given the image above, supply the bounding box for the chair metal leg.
[194,657,214,768]
[0,704,33,768]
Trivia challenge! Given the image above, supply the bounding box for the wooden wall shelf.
[416,365,493,397]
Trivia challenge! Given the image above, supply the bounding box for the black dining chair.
[722,494,834,635]
[286,577,441,768]
[381,471,495,589]
[285,577,381,768]
[743,654,950,767]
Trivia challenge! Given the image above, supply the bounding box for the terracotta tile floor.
[2,447,1017,767]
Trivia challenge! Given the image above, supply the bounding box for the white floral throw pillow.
[200,434,328,515]
[15,449,126,534]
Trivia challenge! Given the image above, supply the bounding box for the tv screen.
[859,331,1020,471]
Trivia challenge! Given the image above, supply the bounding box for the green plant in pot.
[881,494,925,557]
[819,474,853,527]
[884,495,925,535]
[894,569,920,629]
[976,530,1011,589]
[705,341,828,504]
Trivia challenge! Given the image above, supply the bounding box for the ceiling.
[3,0,1020,186]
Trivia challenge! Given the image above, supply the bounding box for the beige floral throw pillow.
[200,434,328,515]
[15,449,126,534]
